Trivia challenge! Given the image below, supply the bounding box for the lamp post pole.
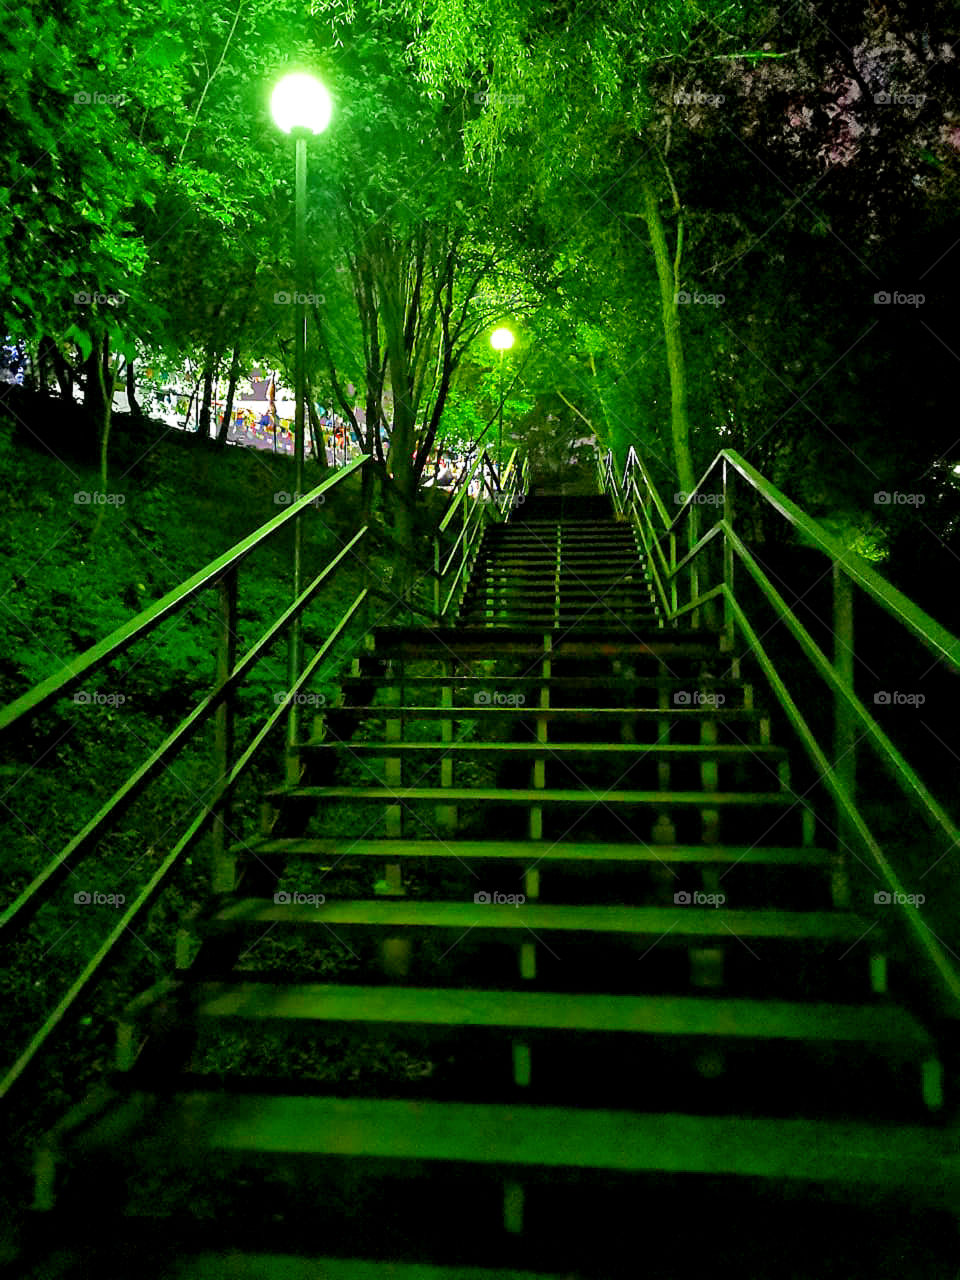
[288,129,308,777]
[489,327,514,484]
[272,71,332,781]
[497,349,504,477]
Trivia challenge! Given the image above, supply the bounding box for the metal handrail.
[0,590,368,1101]
[438,448,490,534]
[723,451,960,669]
[598,443,960,1019]
[0,460,374,1097]
[602,445,960,673]
[0,525,368,941]
[433,448,527,622]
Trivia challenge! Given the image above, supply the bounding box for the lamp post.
[490,326,514,480]
[271,71,332,778]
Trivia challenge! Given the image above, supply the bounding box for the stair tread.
[374,626,711,637]
[458,616,659,622]
[184,982,934,1047]
[269,786,794,804]
[465,586,652,594]
[204,898,873,941]
[167,1258,565,1280]
[343,677,749,687]
[63,1092,959,1192]
[458,616,660,622]
[491,540,633,546]
[459,610,657,616]
[484,537,636,541]
[470,568,646,573]
[372,644,722,657]
[460,609,657,615]
[372,627,721,652]
[302,742,784,756]
[481,548,640,553]
[325,707,761,718]
[477,568,644,574]
[229,838,831,865]
[470,587,647,593]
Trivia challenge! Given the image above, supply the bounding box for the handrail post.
[212,565,238,893]
[722,458,735,652]
[286,545,303,786]
[669,528,678,618]
[833,562,856,857]
[688,502,700,629]
[433,534,440,622]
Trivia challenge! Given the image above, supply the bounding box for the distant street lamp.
[271,71,332,768]
[489,327,514,478]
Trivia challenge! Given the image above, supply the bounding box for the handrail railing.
[0,458,373,1097]
[598,444,960,1022]
[433,447,528,622]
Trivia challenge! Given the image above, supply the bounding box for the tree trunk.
[82,340,109,426]
[640,171,695,497]
[126,359,140,417]
[304,374,328,472]
[36,335,52,393]
[182,381,198,431]
[91,333,117,539]
[40,335,74,399]
[217,344,242,447]
[386,371,417,590]
[198,347,217,440]
[380,277,420,592]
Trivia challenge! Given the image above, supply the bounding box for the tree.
[291,3,548,565]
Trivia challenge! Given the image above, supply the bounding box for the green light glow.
[271,73,332,135]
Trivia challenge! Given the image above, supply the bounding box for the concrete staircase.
[20,493,959,1279]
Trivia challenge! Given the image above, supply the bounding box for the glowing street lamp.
[271,71,331,767]
[271,73,332,135]
[490,327,514,476]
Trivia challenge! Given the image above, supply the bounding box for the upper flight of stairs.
[456,493,658,628]
[18,491,960,1280]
